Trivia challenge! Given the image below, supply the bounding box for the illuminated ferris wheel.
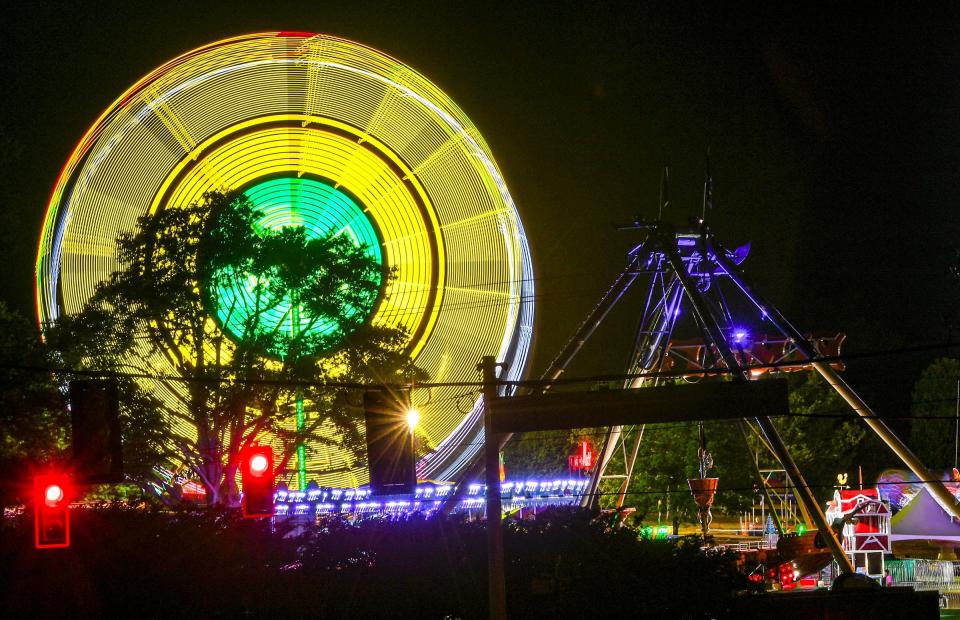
[36,32,534,488]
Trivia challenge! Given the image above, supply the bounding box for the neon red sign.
[568,440,595,472]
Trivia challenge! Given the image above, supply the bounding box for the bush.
[0,505,748,618]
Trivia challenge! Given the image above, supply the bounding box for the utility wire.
[353,396,960,456]
[579,478,960,498]
[1,338,958,389]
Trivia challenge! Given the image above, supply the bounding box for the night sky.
[2,3,960,416]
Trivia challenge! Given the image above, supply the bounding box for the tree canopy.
[0,302,68,469]
[909,356,960,469]
[0,301,167,505]
[51,190,423,505]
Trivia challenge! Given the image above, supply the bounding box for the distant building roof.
[839,489,878,500]
[827,488,886,515]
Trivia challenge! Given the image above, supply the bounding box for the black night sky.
[3,3,960,416]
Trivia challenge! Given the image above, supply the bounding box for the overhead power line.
[582,477,960,498]
[1,338,958,389]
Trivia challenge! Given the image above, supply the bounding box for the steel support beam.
[541,247,648,384]
[444,243,651,515]
[712,240,960,521]
[616,425,645,510]
[661,233,854,573]
[736,420,784,536]
[590,266,682,507]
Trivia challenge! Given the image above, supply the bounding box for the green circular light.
[212,177,382,352]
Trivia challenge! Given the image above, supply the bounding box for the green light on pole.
[292,294,307,490]
[208,176,384,489]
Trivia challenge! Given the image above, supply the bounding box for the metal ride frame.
[463,182,960,619]
[439,168,960,592]
[584,219,790,513]
[455,204,960,581]
[541,214,960,569]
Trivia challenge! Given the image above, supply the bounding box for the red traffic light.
[44,484,65,506]
[249,454,269,476]
[34,474,71,549]
[240,445,274,518]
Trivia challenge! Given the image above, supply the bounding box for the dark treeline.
[1,506,749,619]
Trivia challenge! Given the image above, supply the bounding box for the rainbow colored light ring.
[36,32,534,486]
[148,114,444,357]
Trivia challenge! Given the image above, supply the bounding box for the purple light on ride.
[273,479,590,518]
[732,328,749,344]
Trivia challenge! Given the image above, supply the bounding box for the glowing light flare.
[406,407,420,431]
[34,474,71,548]
[249,454,269,476]
[44,484,65,506]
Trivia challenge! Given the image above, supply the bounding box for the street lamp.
[406,407,420,432]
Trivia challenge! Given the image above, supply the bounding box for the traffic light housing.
[34,474,70,549]
[70,379,123,483]
[363,390,416,495]
[240,445,274,518]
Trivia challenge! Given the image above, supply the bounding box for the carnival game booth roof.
[879,470,960,545]
[829,488,882,513]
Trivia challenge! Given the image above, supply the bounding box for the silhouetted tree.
[53,191,424,505]
[0,302,167,504]
[909,357,960,469]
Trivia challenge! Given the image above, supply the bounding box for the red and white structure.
[825,488,891,578]
[568,440,595,473]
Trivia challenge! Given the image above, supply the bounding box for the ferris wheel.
[36,32,534,488]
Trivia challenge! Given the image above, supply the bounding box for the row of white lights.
[272,479,590,512]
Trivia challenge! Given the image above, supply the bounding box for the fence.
[887,559,960,608]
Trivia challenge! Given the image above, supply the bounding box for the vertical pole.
[292,295,307,490]
[480,356,506,620]
[761,494,765,536]
[295,399,306,489]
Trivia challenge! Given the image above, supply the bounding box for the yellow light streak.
[36,32,534,488]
